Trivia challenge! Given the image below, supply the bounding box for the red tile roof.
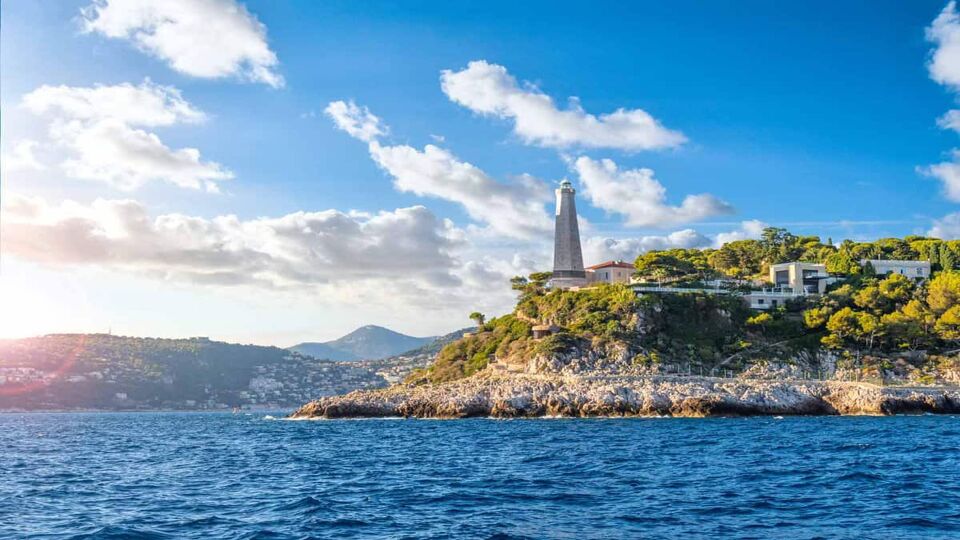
[586,260,634,270]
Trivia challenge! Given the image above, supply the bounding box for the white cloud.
[583,229,710,264]
[928,1,960,91]
[2,195,463,289]
[582,220,767,264]
[920,151,960,202]
[80,0,283,87]
[368,143,553,239]
[929,211,960,238]
[327,99,553,239]
[713,219,767,247]
[1,194,540,321]
[324,100,386,143]
[939,109,960,132]
[1,140,46,173]
[23,80,205,126]
[573,156,734,227]
[924,2,960,199]
[440,60,685,151]
[22,80,232,192]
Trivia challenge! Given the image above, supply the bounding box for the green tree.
[469,312,486,328]
[708,240,764,279]
[927,271,960,315]
[942,245,957,272]
[529,272,553,286]
[759,227,803,263]
[935,305,960,347]
[824,307,860,347]
[746,312,774,335]
[877,273,913,305]
[880,310,927,351]
[634,252,696,283]
[824,307,880,357]
[803,307,831,329]
[825,252,859,276]
[853,284,884,313]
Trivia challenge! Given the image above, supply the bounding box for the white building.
[743,289,804,310]
[862,259,930,279]
[586,260,634,284]
[769,262,830,294]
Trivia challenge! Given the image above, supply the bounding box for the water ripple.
[1,413,960,539]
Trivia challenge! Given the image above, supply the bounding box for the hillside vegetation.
[412,229,960,385]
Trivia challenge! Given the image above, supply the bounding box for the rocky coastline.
[289,372,960,419]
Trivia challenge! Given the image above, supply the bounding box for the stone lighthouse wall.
[552,184,586,288]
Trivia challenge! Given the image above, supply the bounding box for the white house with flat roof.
[862,259,931,279]
[743,289,805,310]
[769,262,830,294]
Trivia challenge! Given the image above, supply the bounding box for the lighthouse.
[551,179,587,289]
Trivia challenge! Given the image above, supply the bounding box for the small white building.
[743,289,805,310]
[769,262,830,294]
[586,260,634,284]
[862,259,931,279]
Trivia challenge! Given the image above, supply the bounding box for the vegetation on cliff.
[412,228,960,386]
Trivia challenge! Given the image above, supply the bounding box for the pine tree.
[942,245,956,272]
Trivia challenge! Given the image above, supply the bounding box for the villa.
[862,259,930,279]
[769,262,832,294]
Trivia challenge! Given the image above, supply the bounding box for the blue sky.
[3,0,960,344]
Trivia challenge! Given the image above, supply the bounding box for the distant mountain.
[289,325,436,361]
[354,327,474,384]
[391,327,472,359]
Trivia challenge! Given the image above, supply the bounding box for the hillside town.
[0,335,389,411]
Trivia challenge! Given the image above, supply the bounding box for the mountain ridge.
[289,325,437,361]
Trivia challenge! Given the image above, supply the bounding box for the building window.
[757,299,764,304]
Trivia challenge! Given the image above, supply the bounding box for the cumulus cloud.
[924,3,960,198]
[368,143,552,239]
[80,0,283,87]
[928,1,960,91]
[23,80,205,126]
[583,229,710,263]
[921,153,960,202]
[2,195,463,289]
[327,99,553,239]
[929,211,960,238]
[440,60,686,151]
[581,220,766,264]
[713,219,768,246]
[1,140,46,173]
[324,100,387,143]
[938,109,960,133]
[22,80,232,192]
[572,156,734,227]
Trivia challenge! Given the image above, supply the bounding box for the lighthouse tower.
[551,179,587,289]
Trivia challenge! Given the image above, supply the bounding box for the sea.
[2,413,959,539]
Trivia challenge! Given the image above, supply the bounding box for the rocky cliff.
[290,371,960,419]
[289,283,960,419]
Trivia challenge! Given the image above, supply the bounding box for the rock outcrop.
[290,372,960,419]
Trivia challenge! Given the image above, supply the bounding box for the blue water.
[2,414,960,539]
